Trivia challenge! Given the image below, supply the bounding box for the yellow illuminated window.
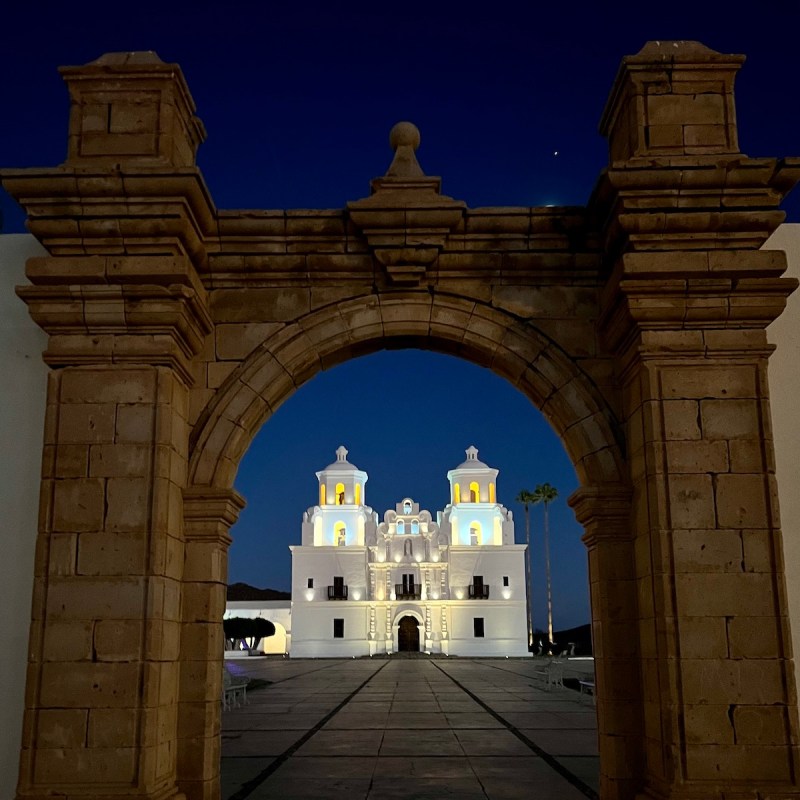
[454,483,461,504]
[336,482,345,505]
[335,522,346,546]
[469,481,479,502]
[355,483,361,505]
[320,484,326,505]
[470,521,482,545]
[489,483,496,503]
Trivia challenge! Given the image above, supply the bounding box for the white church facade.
[289,446,530,657]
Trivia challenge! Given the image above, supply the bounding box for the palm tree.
[532,482,558,648]
[516,489,536,650]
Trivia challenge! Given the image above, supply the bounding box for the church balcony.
[468,584,490,599]
[395,583,422,600]
[327,585,349,600]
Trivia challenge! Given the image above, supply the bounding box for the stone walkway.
[221,658,599,800]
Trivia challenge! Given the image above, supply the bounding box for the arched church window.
[403,501,411,514]
[454,483,461,504]
[411,520,419,534]
[469,481,479,502]
[355,483,361,505]
[397,520,405,534]
[489,483,496,503]
[320,484,326,505]
[336,482,345,505]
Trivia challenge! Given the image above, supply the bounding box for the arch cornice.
[188,292,624,490]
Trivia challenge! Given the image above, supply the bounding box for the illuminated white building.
[290,446,530,657]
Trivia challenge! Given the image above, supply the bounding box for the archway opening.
[226,349,595,643]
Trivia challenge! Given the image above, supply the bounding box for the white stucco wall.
[764,224,800,695]
[0,234,48,800]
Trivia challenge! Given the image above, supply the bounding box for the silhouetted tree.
[223,617,275,651]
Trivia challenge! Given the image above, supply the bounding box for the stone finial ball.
[389,121,421,151]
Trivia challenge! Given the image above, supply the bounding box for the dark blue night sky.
[3,1,799,629]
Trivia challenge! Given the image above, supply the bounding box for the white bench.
[579,679,595,704]
[222,665,249,710]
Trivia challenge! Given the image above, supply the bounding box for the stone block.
[32,745,137,783]
[741,530,774,573]
[80,528,147,578]
[89,443,152,478]
[144,619,181,662]
[700,399,760,440]
[206,361,236,390]
[58,403,116,444]
[53,478,105,532]
[40,661,141,707]
[684,704,734,744]
[180,622,224,661]
[48,533,78,576]
[681,658,785,705]
[660,366,756,400]
[661,400,701,440]
[676,573,777,617]
[93,619,143,661]
[729,439,770,473]
[732,705,789,745]
[42,620,94,661]
[647,93,725,126]
[715,474,768,528]
[215,322,283,360]
[727,616,781,659]
[54,444,89,477]
[46,576,146,620]
[181,582,226,623]
[37,709,89,748]
[677,617,728,659]
[60,369,157,404]
[668,473,715,529]
[666,440,728,473]
[87,708,138,748]
[211,288,311,322]
[672,529,742,573]
[105,477,150,532]
[115,404,155,443]
[685,743,791,782]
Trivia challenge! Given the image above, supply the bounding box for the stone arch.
[188,293,624,491]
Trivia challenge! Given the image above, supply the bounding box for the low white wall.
[0,234,48,800]
[764,224,800,696]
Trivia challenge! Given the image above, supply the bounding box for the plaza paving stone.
[221,657,599,799]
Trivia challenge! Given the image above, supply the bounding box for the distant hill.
[227,582,291,601]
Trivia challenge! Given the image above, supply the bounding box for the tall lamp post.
[516,489,536,651]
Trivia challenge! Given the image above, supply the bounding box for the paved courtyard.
[221,658,598,799]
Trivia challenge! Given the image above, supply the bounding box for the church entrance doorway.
[398,616,420,652]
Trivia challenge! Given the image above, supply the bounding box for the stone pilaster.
[570,486,643,800]
[594,41,800,798]
[177,489,244,800]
